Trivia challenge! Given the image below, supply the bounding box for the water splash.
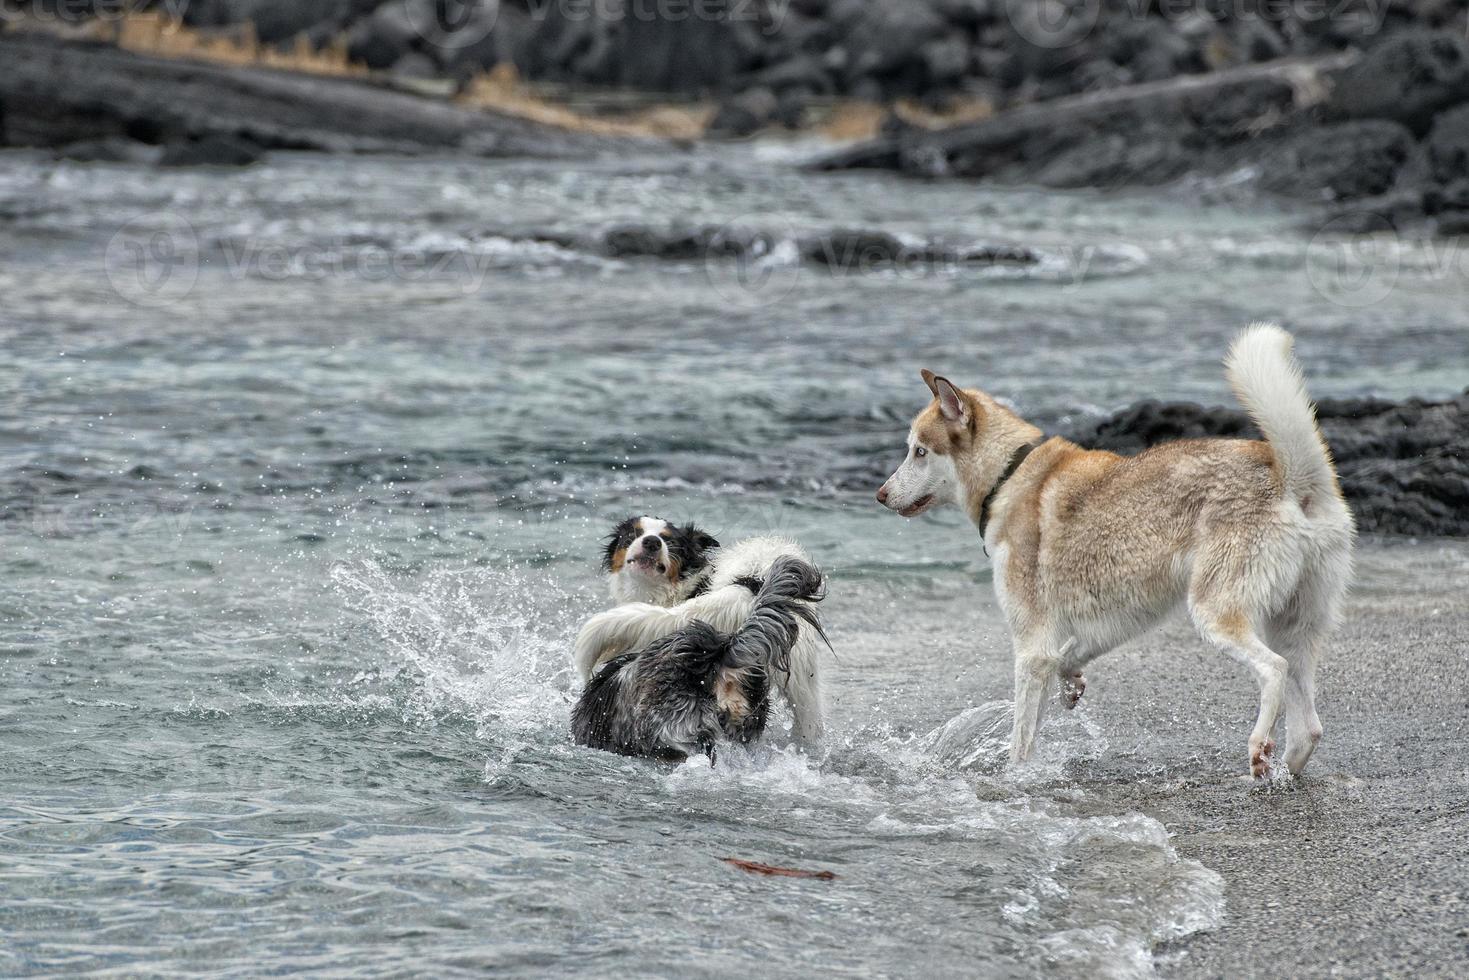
[328,558,578,746]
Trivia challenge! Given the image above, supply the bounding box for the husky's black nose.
[640,535,662,553]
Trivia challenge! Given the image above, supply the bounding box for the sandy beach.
[1036,542,1469,977]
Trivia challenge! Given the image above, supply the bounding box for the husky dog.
[877,324,1355,778]
[576,527,829,743]
[571,556,827,763]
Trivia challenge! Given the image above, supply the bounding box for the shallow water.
[1,145,1466,977]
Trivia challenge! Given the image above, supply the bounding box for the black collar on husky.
[978,438,1044,543]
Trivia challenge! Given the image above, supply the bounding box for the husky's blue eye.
[914,446,928,458]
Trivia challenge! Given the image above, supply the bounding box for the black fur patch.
[734,575,764,594]
[572,556,826,763]
[601,516,642,572]
[665,522,719,582]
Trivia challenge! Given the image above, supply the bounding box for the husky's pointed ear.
[933,376,970,426]
[920,368,941,396]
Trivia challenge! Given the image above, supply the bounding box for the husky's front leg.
[1009,636,1056,766]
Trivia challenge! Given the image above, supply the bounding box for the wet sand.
[1024,543,1469,977]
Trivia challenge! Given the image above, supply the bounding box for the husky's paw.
[1060,673,1085,710]
[1249,738,1275,780]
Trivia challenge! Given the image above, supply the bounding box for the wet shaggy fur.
[574,533,831,743]
[571,556,827,763]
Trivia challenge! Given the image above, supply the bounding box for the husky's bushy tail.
[1224,323,1339,501]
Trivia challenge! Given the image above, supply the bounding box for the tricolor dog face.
[602,516,720,605]
[875,369,981,518]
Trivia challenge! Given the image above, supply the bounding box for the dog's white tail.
[1225,323,1336,501]
[572,585,757,680]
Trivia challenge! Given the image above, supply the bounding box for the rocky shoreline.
[815,30,1469,236]
[6,6,1469,230]
[1063,389,1469,538]
[9,2,1467,230]
[0,32,663,161]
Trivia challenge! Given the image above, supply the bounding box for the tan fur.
[714,669,753,723]
[880,327,1355,779]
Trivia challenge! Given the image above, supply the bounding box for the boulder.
[1033,131,1189,189]
[1329,30,1469,135]
[1261,120,1415,201]
[1424,177,1469,214]
[800,229,907,267]
[346,1,422,70]
[1425,102,1469,185]
[1435,210,1469,235]
[0,32,662,159]
[705,87,780,139]
[920,34,972,86]
[1320,189,1429,233]
[1065,390,1469,537]
[832,0,948,81]
[416,0,514,74]
[1105,19,1195,83]
[184,0,354,45]
[749,54,837,96]
[54,137,161,164]
[158,134,267,167]
[390,51,440,80]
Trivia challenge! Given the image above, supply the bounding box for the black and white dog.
[599,515,721,606]
[571,556,827,763]
[574,516,829,743]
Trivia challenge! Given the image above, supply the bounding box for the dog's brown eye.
[914,446,928,458]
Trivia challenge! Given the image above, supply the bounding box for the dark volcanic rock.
[0,33,662,159]
[516,223,1039,270]
[1032,130,1189,189]
[158,134,267,167]
[1260,121,1416,202]
[185,0,355,45]
[54,137,162,164]
[1328,31,1469,136]
[705,87,780,139]
[1426,103,1469,185]
[346,1,421,70]
[800,228,907,267]
[831,0,948,83]
[1065,391,1469,537]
